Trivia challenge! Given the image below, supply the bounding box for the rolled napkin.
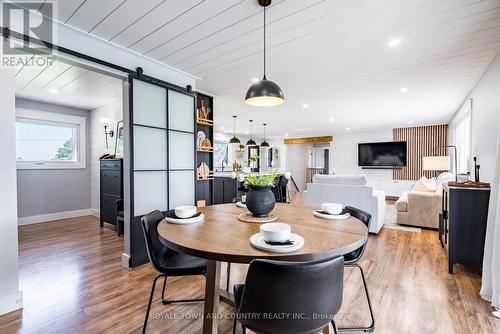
[264,239,295,246]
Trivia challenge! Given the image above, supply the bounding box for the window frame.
[15,108,86,170]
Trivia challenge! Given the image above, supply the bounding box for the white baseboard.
[90,208,100,217]
[122,253,131,269]
[0,290,23,315]
[18,209,93,226]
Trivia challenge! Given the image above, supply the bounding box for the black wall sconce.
[101,118,114,149]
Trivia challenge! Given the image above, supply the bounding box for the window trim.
[452,107,472,175]
[15,108,86,170]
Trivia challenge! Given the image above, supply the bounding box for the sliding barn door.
[129,77,195,266]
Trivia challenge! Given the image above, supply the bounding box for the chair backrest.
[238,256,344,334]
[140,210,171,272]
[344,205,372,260]
[278,175,289,187]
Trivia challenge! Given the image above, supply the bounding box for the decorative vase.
[246,185,275,218]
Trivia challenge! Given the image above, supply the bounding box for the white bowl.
[260,223,291,243]
[321,203,343,215]
[175,205,197,219]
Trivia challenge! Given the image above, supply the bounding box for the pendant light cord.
[263,5,266,80]
[233,116,236,137]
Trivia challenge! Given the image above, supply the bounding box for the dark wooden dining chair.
[233,256,344,334]
[338,206,375,332]
[140,210,207,334]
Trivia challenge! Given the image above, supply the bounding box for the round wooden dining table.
[157,203,368,334]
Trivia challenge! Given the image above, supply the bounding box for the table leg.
[203,260,221,334]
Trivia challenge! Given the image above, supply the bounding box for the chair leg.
[338,263,375,332]
[331,320,339,334]
[226,262,232,292]
[161,275,205,305]
[232,316,237,334]
[142,274,163,334]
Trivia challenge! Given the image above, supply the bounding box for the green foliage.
[249,153,260,162]
[244,170,278,188]
[53,140,74,160]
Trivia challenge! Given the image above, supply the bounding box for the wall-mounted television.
[358,141,407,167]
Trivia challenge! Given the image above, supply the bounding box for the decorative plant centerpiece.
[244,170,278,218]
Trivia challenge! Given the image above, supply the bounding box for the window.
[453,113,471,174]
[214,141,228,169]
[16,109,86,169]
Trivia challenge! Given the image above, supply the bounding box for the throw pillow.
[412,176,437,192]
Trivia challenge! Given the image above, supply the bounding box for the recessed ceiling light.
[329,118,335,122]
[400,87,408,93]
[388,38,401,48]
[50,88,58,94]
[345,127,351,131]
[251,78,259,83]
[302,103,309,109]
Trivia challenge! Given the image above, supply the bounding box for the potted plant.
[244,170,278,217]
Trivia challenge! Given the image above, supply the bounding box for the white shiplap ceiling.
[15,57,123,110]
[39,0,500,136]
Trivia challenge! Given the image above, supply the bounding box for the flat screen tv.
[358,141,407,167]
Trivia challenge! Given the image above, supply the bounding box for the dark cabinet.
[100,159,123,231]
[214,177,239,204]
[440,184,490,274]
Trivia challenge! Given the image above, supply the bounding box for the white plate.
[235,201,246,208]
[313,211,351,220]
[250,233,304,253]
[164,213,204,225]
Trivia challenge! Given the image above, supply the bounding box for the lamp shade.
[246,138,257,146]
[229,136,241,144]
[423,156,450,171]
[245,79,284,106]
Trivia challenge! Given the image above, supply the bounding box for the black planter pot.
[246,185,276,218]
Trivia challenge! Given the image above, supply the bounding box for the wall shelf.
[197,118,213,126]
[195,93,214,205]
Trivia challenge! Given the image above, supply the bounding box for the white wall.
[330,129,393,179]
[15,99,91,222]
[0,70,23,315]
[285,143,310,191]
[450,54,500,184]
[89,100,123,214]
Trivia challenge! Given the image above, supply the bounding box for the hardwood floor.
[1,208,498,333]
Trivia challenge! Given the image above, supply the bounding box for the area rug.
[383,204,421,233]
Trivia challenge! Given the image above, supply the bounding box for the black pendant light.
[229,115,241,144]
[260,123,269,147]
[245,0,284,107]
[246,120,257,146]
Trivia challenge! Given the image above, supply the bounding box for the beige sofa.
[395,189,442,229]
[395,173,454,229]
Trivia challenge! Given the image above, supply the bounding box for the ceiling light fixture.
[50,88,58,94]
[245,0,284,107]
[246,120,257,146]
[229,115,241,144]
[388,38,401,48]
[260,123,269,147]
[302,103,309,109]
[400,86,408,93]
[345,127,351,131]
[329,118,335,122]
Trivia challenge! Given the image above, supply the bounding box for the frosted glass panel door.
[132,79,168,216]
[168,90,195,207]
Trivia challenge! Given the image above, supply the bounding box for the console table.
[440,184,490,274]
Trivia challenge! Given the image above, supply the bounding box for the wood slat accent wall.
[393,124,448,180]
